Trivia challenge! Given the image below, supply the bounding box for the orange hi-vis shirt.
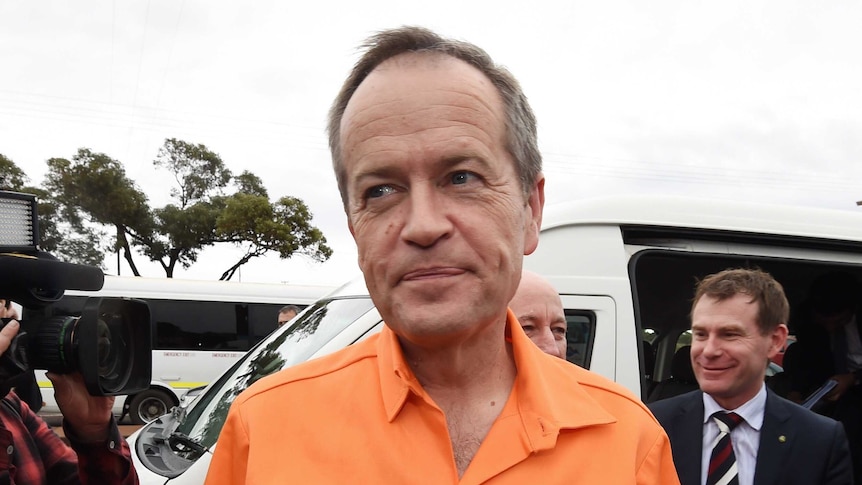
[205,311,680,485]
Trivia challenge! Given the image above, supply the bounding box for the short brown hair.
[692,268,789,334]
[327,26,541,208]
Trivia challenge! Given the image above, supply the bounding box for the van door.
[559,295,624,387]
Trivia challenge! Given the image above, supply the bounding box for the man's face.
[509,273,567,359]
[340,53,544,348]
[278,310,296,327]
[690,293,787,409]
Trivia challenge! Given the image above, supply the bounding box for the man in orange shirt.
[205,26,679,484]
[509,270,568,360]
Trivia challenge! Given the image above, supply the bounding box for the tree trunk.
[164,248,180,278]
[220,253,254,281]
[116,226,141,276]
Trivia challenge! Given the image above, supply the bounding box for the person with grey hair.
[206,26,678,484]
[276,304,299,327]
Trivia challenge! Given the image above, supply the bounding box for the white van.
[30,276,336,424]
[128,195,862,484]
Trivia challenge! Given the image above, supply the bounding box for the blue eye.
[451,172,473,185]
[367,185,395,199]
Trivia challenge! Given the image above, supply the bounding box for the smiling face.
[690,293,787,409]
[339,53,544,349]
[509,271,567,359]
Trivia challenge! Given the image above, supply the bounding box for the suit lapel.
[671,392,706,485]
[753,390,793,485]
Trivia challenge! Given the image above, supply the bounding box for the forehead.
[339,52,505,146]
[511,277,563,311]
[692,293,759,328]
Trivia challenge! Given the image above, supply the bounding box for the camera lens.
[24,316,79,373]
[93,313,133,394]
[23,311,135,394]
[96,319,112,370]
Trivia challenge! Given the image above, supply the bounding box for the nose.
[401,185,453,248]
[698,334,722,358]
[533,327,563,359]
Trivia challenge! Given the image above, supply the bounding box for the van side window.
[150,300,298,351]
[42,295,301,351]
[565,310,595,368]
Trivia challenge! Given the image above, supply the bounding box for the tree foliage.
[44,149,154,274]
[23,138,332,278]
[155,138,231,208]
[215,193,333,280]
[0,153,27,190]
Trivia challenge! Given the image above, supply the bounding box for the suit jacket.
[649,389,853,485]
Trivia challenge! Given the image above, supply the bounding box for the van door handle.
[160,376,181,381]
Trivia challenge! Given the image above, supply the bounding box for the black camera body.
[0,190,152,396]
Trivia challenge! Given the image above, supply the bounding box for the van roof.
[541,195,862,243]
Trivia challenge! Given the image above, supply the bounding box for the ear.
[523,174,545,255]
[766,323,789,360]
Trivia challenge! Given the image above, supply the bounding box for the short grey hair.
[327,26,541,208]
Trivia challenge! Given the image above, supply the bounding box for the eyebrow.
[353,150,493,181]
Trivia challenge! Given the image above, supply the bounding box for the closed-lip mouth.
[401,267,465,281]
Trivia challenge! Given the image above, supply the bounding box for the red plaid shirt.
[0,391,138,484]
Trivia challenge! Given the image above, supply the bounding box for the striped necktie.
[706,411,744,485]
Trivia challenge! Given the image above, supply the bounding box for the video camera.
[0,190,151,396]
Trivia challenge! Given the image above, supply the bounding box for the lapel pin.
[778,435,787,443]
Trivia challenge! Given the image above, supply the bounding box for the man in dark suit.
[650,268,853,485]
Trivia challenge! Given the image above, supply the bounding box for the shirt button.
[109,441,116,449]
[6,445,12,454]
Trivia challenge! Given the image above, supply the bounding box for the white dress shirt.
[701,384,766,485]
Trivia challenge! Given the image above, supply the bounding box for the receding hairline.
[338,51,506,139]
[328,26,542,209]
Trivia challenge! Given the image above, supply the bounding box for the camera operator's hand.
[0,318,19,356]
[47,371,116,443]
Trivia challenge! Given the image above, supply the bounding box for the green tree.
[0,153,27,190]
[44,149,154,274]
[42,139,332,278]
[148,139,331,279]
[148,138,233,277]
[215,193,332,281]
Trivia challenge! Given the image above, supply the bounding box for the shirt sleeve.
[636,428,682,485]
[205,403,249,485]
[21,396,81,484]
[63,415,139,485]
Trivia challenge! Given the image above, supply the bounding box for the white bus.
[29,276,336,424]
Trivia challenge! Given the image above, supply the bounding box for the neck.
[399,316,516,393]
[397,316,517,478]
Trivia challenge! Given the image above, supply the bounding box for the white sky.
[2,1,861,286]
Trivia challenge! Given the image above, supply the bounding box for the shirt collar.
[377,310,617,439]
[702,383,766,431]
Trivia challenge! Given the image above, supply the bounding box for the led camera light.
[0,192,37,250]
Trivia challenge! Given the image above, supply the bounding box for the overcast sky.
[2,1,861,286]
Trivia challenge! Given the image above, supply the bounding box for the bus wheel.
[128,389,175,425]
